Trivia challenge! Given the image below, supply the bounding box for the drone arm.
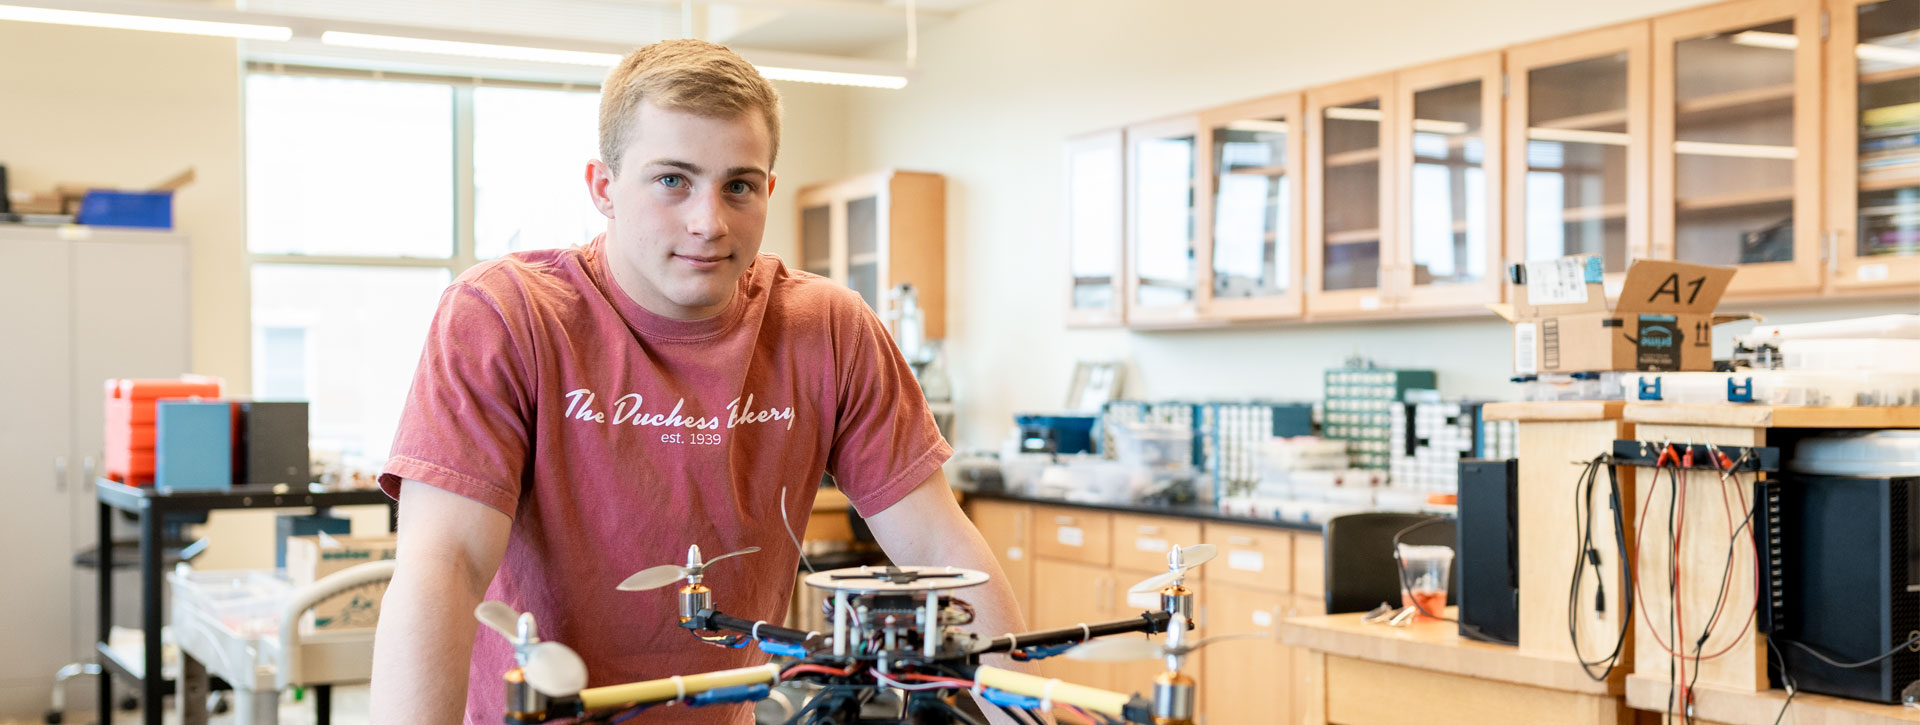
[576,662,780,711]
[689,609,817,646]
[972,666,1151,723]
[977,611,1178,654]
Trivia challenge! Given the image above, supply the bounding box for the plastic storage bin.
[76,190,173,229]
[1780,339,1920,372]
[169,568,294,638]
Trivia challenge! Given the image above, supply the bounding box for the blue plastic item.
[688,683,770,707]
[981,689,1045,710]
[1013,413,1097,455]
[1727,376,1755,403]
[757,640,807,657]
[1637,376,1663,401]
[76,190,173,229]
[155,400,231,490]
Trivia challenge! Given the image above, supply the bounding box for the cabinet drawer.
[1032,505,1111,566]
[1111,514,1204,576]
[1201,523,1292,593]
[1292,532,1325,600]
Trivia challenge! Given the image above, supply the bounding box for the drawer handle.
[1229,536,1255,546]
[1054,515,1076,525]
[1136,525,1161,535]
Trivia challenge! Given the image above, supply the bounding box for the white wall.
[842,0,1920,451]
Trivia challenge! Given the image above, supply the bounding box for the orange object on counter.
[107,378,221,401]
[103,376,222,486]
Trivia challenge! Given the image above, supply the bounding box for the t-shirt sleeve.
[826,297,953,517]
[378,282,533,517]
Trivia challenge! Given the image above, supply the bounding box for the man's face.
[587,101,776,320]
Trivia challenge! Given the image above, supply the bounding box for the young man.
[370,40,1027,724]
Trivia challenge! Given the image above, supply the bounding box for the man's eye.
[660,175,685,188]
[728,181,753,194]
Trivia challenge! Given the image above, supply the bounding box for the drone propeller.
[617,544,761,592]
[1127,544,1218,594]
[1064,612,1270,666]
[473,602,589,698]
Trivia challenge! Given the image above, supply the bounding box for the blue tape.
[1585,256,1604,283]
[689,683,771,707]
[1018,643,1081,660]
[981,688,1045,710]
[758,640,807,657]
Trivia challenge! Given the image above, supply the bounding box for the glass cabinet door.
[1397,53,1504,309]
[846,195,880,311]
[1065,130,1126,327]
[1654,0,1822,294]
[800,203,833,279]
[1199,93,1305,320]
[1830,0,1920,290]
[1125,116,1202,325]
[1308,75,1397,315]
[1507,24,1650,294]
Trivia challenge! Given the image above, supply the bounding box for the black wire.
[1667,463,1680,725]
[1685,493,1760,724]
[1767,636,1798,725]
[1782,633,1920,670]
[1568,455,1635,682]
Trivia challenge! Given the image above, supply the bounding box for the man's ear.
[586,159,616,218]
[766,171,777,198]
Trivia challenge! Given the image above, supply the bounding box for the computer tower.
[1768,473,1920,704]
[1456,458,1519,645]
[240,401,310,485]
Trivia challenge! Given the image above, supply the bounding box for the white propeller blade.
[1178,631,1276,655]
[1064,637,1165,663]
[1128,569,1181,594]
[701,546,761,569]
[1175,544,1218,569]
[618,563,693,592]
[1129,544,1219,593]
[522,641,589,697]
[475,601,521,640]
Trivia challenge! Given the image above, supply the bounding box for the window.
[246,70,602,464]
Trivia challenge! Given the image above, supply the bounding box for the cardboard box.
[1494,256,1743,375]
[285,534,396,633]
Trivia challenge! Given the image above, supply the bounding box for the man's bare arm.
[371,480,512,724]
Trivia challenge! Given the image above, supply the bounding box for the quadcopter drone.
[478,542,1258,724]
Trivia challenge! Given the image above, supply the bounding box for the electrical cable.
[1568,454,1635,681]
[1686,460,1760,723]
[1783,633,1920,670]
[1767,636,1798,725]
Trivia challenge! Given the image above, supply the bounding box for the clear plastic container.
[1111,422,1194,469]
[1396,544,1454,622]
[170,569,294,638]
[1621,371,1870,407]
[1518,372,1626,402]
[998,453,1053,495]
[1781,339,1920,372]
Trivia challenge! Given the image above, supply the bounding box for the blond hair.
[599,39,783,175]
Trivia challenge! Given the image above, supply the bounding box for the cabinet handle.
[1136,525,1161,535]
[1054,515,1076,525]
[1199,604,1209,629]
[82,455,95,487]
[53,456,67,491]
[1229,535,1255,547]
[1015,510,1026,546]
[1829,230,1844,277]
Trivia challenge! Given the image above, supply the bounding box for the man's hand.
[370,480,512,724]
[863,469,1037,725]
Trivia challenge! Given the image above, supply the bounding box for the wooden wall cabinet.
[1197,93,1309,321]
[1065,130,1129,327]
[1653,0,1825,297]
[1505,22,1652,295]
[1827,0,1920,291]
[1125,116,1205,327]
[795,170,947,338]
[1394,52,1508,311]
[1307,74,1399,317]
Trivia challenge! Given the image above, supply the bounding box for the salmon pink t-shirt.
[379,235,950,724]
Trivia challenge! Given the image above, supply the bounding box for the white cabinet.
[0,227,189,716]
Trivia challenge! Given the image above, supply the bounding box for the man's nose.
[686,188,729,239]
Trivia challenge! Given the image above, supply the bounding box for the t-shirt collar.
[586,233,752,342]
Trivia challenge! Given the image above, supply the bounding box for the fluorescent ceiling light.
[1412,118,1469,134]
[1529,128,1629,146]
[1674,140,1798,159]
[321,31,622,66]
[1732,29,1920,65]
[755,65,908,89]
[1326,107,1383,122]
[1226,120,1290,134]
[0,3,290,40]
[1731,30,1798,50]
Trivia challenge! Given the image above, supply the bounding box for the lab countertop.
[960,489,1324,533]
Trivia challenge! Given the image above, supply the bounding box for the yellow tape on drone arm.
[578,663,780,710]
[973,666,1132,717]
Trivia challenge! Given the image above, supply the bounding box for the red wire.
[899,673,975,688]
[781,664,853,680]
[1630,463,1763,663]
